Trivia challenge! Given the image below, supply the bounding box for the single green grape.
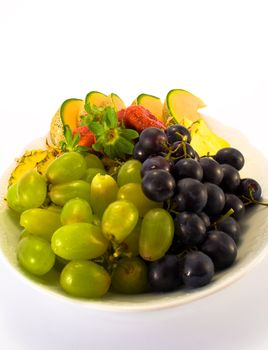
[139,208,174,261]
[51,223,109,260]
[111,257,148,294]
[90,174,118,217]
[123,219,142,257]
[6,183,27,213]
[17,236,55,275]
[17,170,47,209]
[102,200,139,243]
[117,183,162,217]
[82,168,106,184]
[60,260,111,298]
[20,208,61,241]
[60,198,93,225]
[49,180,91,206]
[46,152,87,184]
[117,160,142,187]
[84,153,105,169]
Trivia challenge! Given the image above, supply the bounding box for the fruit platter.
[0,89,268,310]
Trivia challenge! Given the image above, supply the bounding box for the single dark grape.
[215,147,245,170]
[200,230,237,269]
[199,157,223,185]
[174,178,208,213]
[141,156,173,177]
[148,255,182,292]
[133,142,150,162]
[166,124,191,144]
[139,127,168,154]
[224,193,245,221]
[174,212,206,246]
[216,217,241,244]
[198,212,211,228]
[173,158,203,181]
[204,182,225,216]
[220,164,240,193]
[142,169,176,202]
[182,251,214,288]
[238,178,262,202]
[170,141,196,159]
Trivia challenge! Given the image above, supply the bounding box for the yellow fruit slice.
[163,89,206,125]
[110,93,126,111]
[132,94,165,122]
[60,98,84,130]
[85,91,113,109]
[189,119,230,156]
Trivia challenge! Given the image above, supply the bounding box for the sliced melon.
[132,94,164,122]
[85,91,113,109]
[50,108,64,145]
[60,98,84,130]
[190,119,230,156]
[163,89,206,125]
[110,93,126,111]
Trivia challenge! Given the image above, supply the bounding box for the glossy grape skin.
[111,257,148,294]
[84,153,104,169]
[198,212,211,228]
[173,158,203,181]
[49,180,91,206]
[224,193,245,221]
[142,169,176,202]
[148,255,182,292]
[204,183,225,216]
[46,152,87,184]
[199,157,223,185]
[20,208,61,241]
[175,178,208,213]
[90,174,118,217]
[215,147,245,170]
[6,183,27,213]
[182,251,214,288]
[238,178,262,201]
[133,142,150,162]
[220,164,240,193]
[170,141,196,159]
[117,183,161,217]
[102,200,139,243]
[123,220,142,257]
[217,217,241,244]
[139,208,174,261]
[200,230,237,269]
[166,124,191,144]
[141,156,173,177]
[51,223,109,260]
[174,212,207,246]
[17,170,47,209]
[17,236,55,275]
[60,260,111,298]
[117,159,142,187]
[60,198,93,225]
[82,168,106,184]
[139,127,168,154]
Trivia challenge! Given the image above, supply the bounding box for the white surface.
[1,0,268,349]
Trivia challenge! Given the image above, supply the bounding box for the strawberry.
[118,105,165,133]
[72,126,96,147]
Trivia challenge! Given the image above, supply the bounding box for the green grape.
[82,168,106,184]
[51,223,109,260]
[102,200,139,243]
[92,214,101,226]
[17,170,47,209]
[6,183,27,213]
[90,174,118,217]
[60,198,93,225]
[123,219,141,257]
[19,228,32,240]
[117,160,142,187]
[17,236,55,275]
[139,208,174,261]
[60,260,111,298]
[49,180,91,206]
[20,208,61,241]
[46,152,87,184]
[117,183,162,217]
[111,257,148,294]
[47,205,62,213]
[84,153,105,169]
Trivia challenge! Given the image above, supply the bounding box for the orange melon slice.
[132,94,164,122]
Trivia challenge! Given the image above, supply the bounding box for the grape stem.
[213,208,235,227]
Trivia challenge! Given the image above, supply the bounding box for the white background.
[1,0,268,349]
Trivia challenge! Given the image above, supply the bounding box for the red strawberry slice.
[73,126,96,147]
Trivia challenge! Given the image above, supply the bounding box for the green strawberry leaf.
[86,120,104,136]
[120,128,139,140]
[63,125,73,144]
[71,132,81,147]
[104,107,118,128]
[116,137,134,155]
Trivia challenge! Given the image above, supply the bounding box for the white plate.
[1,115,268,312]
